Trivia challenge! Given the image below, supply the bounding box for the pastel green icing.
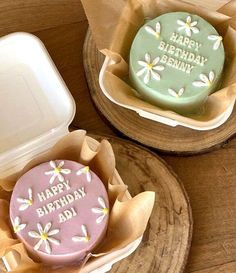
[129,12,225,114]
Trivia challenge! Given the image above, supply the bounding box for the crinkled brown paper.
[81,0,236,126]
[0,130,155,272]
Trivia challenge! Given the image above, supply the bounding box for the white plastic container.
[0,32,141,272]
[99,56,235,131]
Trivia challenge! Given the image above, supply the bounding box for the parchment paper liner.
[0,130,155,272]
[81,0,236,127]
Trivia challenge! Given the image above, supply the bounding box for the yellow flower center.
[147,63,153,70]
[155,33,160,39]
[103,208,109,215]
[85,236,90,242]
[185,22,190,28]
[41,233,48,240]
[84,166,90,172]
[219,36,223,41]
[14,226,19,233]
[27,199,33,205]
[54,167,61,174]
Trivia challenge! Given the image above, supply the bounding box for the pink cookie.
[9,160,109,265]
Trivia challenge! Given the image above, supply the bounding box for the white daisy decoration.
[28,222,60,254]
[76,166,92,182]
[12,217,26,233]
[92,197,109,224]
[208,34,223,50]
[17,188,33,211]
[45,161,71,184]
[137,53,165,84]
[193,71,215,87]
[72,225,90,243]
[145,22,161,38]
[177,16,199,37]
[168,87,185,98]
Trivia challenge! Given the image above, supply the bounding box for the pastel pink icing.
[9,160,109,265]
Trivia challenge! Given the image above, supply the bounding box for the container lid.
[0,33,76,178]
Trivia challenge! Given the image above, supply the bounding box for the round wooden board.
[83,29,236,154]
[90,134,192,273]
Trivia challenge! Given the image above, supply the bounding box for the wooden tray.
[90,134,192,273]
[83,29,236,155]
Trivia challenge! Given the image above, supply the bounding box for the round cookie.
[129,12,225,114]
[9,160,109,265]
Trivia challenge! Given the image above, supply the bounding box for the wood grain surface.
[91,135,192,273]
[1,0,236,273]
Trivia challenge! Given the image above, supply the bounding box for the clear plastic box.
[0,32,141,273]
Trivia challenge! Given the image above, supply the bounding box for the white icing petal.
[144,71,150,84]
[28,231,41,238]
[58,173,65,182]
[136,67,147,77]
[156,22,161,33]
[45,240,51,254]
[145,26,156,36]
[199,74,209,83]
[34,239,43,250]
[151,70,160,81]
[37,223,43,234]
[81,225,88,237]
[47,237,60,245]
[96,215,105,224]
[19,203,30,211]
[72,236,85,242]
[186,16,191,24]
[72,225,90,242]
[186,27,191,37]
[76,169,82,175]
[177,19,185,26]
[61,169,71,174]
[18,224,27,231]
[138,61,148,67]
[44,222,52,233]
[213,39,221,50]
[76,167,92,183]
[49,174,57,184]
[152,57,160,66]
[178,26,185,31]
[98,197,106,208]
[153,65,164,71]
[145,53,151,63]
[58,161,65,168]
[178,88,185,97]
[192,27,199,34]
[92,197,109,224]
[193,81,207,87]
[49,161,56,169]
[14,217,20,226]
[13,217,27,233]
[48,229,60,236]
[209,71,215,82]
[208,34,222,50]
[190,21,198,27]
[208,35,218,40]
[92,208,103,213]
[86,172,92,183]
[168,89,178,98]
[28,188,33,200]
[17,198,28,203]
